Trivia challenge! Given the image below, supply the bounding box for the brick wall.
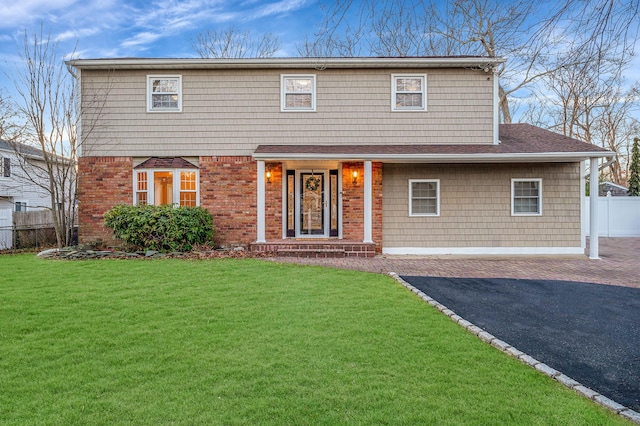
[77,156,133,246]
[78,156,382,251]
[340,162,383,253]
[372,162,383,253]
[265,162,283,239]
[200,156,257,248]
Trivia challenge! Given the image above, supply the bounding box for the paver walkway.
[270,238,640,288]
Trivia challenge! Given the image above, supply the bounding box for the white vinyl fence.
[584,196,640,237]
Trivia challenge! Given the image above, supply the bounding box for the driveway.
[271,238,640,413]
[399,276,640,412]
[273,238,640,288]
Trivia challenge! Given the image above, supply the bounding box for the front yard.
[0,254,629,425]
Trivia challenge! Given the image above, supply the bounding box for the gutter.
[65,56,507,71]
[253,151,615,163]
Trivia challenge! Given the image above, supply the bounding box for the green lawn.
[0,254,629,425]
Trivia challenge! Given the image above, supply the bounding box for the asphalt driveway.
[400,276,640,412]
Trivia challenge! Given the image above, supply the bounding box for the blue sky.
[0,0,638,125]
[0,0,320,62]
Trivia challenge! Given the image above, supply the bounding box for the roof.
[253,123,614,162]
[0,139,46,159]
[134,157,198,169]
[66,56,506,71]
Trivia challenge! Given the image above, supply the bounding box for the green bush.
[104,204,214,252]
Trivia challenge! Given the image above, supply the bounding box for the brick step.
[250,241,376,258]
[275,248,346,258]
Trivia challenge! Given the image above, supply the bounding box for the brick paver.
[270,238,640,288]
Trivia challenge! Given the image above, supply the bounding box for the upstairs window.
[15,201,27,212]
[512,179,542,215]
[1,157,10,177]
[392,74,426,111]
[147,75,182,112]
[281,75,316,111]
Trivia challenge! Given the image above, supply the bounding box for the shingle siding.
[80,68,494,157]
[382,163,582,248]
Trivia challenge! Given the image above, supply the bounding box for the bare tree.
[0,92,25,142]
[8,29,78,247]
[300,0,639,124]
[193,26,280,58]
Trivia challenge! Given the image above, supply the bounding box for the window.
[392,74,426,111]
[512,179,542,215]
[147,75,182,112]
[1,157,10,177]
[409,179,440,216]
[281,75,316,111]
[134,169,199,207]
[15,201,27,212]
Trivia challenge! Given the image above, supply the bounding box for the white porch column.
[589,157,599,259]
[364,160,373,243]
[256,160,266,243]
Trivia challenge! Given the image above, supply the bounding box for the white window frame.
[511,178,542,216]
[281,74,316,112]
[147,75,182,112]
[1,156,10,178]
[133,169,199,207]
[409,179,440,217]
[14,200,28,212]
[392,74,427,111]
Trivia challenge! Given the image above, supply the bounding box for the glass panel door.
[298,171,327,236]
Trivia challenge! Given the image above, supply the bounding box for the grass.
[0,254,630,425]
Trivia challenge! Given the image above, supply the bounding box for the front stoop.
[251,240,376,258]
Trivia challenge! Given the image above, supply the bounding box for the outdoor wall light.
[265,169,272,183]
[351,169,358,184]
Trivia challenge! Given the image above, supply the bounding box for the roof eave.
[253,151,615,162]
[65,56,506,70]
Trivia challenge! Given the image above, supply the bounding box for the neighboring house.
[67,57,613,256]
[600,181,628,196]
[0,140,53,249]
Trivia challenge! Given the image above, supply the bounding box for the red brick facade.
[200,156,257,248]
[340,162,383,253]
[264,162,283,240]
[78,156,382,251]
[77,156,133,246]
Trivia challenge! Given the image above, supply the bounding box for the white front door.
[297,171,329,237]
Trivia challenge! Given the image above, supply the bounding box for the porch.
[251,240,376,258]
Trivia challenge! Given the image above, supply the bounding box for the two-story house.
[0,139,55,249]
[67,57,612,257]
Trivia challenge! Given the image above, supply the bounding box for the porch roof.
[134,157,198,169]
[253,124,614,163]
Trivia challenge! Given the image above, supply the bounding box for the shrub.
[104,204,214,252]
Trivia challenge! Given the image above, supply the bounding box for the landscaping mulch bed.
[37,246,274,260]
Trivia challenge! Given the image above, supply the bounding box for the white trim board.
[382,246,585,256]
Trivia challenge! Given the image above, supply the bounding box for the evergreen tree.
[629,138,640,196]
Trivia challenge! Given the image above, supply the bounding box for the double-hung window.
[512,179,542,215]
[409,179,440,216]
[1,157,10,177]
[281,75,316,111]
[134,169,199,207]
[392,74,426,111]
[147,75,182,112]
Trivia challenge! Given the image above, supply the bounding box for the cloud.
[120,32,163,48]
[0,0,76,28]
[251,0,313,19]
[55,27,101,43]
